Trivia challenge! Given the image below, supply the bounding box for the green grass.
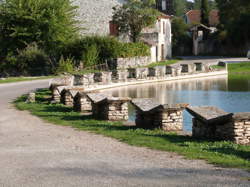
[147,59,179,68]
[228,62,250,73]
[15,89,250,171]
[0,76,56,84]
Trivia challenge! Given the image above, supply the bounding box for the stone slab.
[87,93,109,104]
[233,112,250,121]
[131,98,161,112]
[186,106,233,124]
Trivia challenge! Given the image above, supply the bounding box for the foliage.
[173,0,188,16]
[82,44,100,67]
[171,17,192,55]
[0,0,79,59]
[147,59,179,68]
[63,36,150,66]
[201,0,209,26]
[55,57,74,75]
[15,89,250,171]
[112,0,160,42]
[215,0,250,46]
[0,43,51,76]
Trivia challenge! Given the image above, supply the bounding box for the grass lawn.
[15,89,250,171]
[147,59,179,68]
[0,76,56,84]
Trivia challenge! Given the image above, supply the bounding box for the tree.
[201,0,209,26]
[112,0,160,42]
[173,0,187,16]
[216,0,250,45]
[0,0,79,58]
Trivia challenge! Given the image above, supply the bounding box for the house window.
[162,0,166,10]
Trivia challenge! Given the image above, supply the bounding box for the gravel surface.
[0,79,249,187]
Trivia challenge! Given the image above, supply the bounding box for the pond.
[103,75,250,131]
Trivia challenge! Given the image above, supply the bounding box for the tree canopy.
[0,0,79,58]
[112,0,160,42]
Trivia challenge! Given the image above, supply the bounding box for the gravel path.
[0,80,249,187]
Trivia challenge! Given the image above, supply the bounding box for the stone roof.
[162,103,189,110]
[87,93,109,104]
[106,96,131,103]
[131,98,161,112]
[186,106,233,124]
[233,112,250,121]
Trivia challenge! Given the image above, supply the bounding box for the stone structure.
[87,93,130,121]
[74,73,95,86]
[108,56,151,70]
[186,106,250,145]
[131,98,187,131]
[73,91,94,113]
[111,69,128,82]
[60,87,84,106]
[94,72,112,84]
[74,0,125,35]
[26,92,36,103]
[49,75,74,90]
[148,66,166,78]
[52,86,67,103]
[135,67,149,79]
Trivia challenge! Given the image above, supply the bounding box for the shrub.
[55,57,74,75]
[82,44,99,67]
[17,43,52,76]
[62,36,150,67]
[0,0,79,58]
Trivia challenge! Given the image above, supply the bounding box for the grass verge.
[147,59,179,68]
[15,88,250,171]
[0,76,56,84]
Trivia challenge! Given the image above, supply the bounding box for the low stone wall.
[108,56,151,70]
[112,70,128,82]
[148,66,166,78]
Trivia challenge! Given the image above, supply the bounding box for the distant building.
[185,10,219,27]
[156,0,174,15]
[110,15,172,62]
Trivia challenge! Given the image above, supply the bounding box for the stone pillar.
[135,67,148,79]
[61,88,84,106]
[26,92,36,103]
[52,86,66,103]
[112,69,128,82]
[94,72,112,84]
[74,73,94,86]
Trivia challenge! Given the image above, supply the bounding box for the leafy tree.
[173,0,187,16]
[201,0,209,26]
[0,0,79,59]
[171,17,191,53]
[216,0,250,44]
[112,0,160,42]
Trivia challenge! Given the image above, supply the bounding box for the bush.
[62,36,150,67]
[0,0,79,58]
[0,44,51,76]
[55,57,74,75]
[17,43,52,76]
[81,44,100,67]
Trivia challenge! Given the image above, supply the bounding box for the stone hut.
[94,72,112,84]
[60,87,84,106]
[73,91,94,113]
[74,73,95,86]
[87,93,130,121]
[148,66,166,78]
[51,86,67,103]
[135,67,149,80]
[186,106,250,145]
[131,98,188,131]
[111,69,128,82]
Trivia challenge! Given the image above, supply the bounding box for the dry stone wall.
[74,0,125,35]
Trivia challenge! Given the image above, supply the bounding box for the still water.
[103,75,250,131]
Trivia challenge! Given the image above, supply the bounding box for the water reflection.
[103,75,250,131]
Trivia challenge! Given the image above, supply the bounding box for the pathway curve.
[0,80,249,186]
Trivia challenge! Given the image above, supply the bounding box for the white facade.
[141,17,172,62]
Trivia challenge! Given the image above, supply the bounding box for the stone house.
[110,15,172,62]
